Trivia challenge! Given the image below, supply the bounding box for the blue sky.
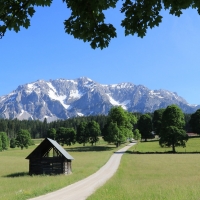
[1,1,200,105]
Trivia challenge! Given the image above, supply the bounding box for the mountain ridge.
[0,77,198,122]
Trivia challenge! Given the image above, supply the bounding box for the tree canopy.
[56,127,76,146]
[10,138,16,148]
[189,109,200,135]
[159,104,188,153]
[102,106,136,146]
[137,114,152,141]
[0,132,9,150]
[0,131,9,151]
[47,128,56,140]
[133,129,141,140]
[76,121,88,146]
[1,0,200,49]
[86,120,101,146]
[15,129,32,150]
[152,108,165,136]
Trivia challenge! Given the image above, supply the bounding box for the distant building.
[187,133,198,137]
[26,138,74,175]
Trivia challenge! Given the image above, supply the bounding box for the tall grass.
[88,138,200,200]
[0,139,123,200]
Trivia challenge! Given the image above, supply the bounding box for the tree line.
[1,105,200,151]
[0,115,108,139]
[138,105,200,152]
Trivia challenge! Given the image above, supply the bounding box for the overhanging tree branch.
[1,0,200,48]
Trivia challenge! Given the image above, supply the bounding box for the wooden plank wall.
[29,157,72,175]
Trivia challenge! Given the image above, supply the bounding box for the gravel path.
[29,143,136,200]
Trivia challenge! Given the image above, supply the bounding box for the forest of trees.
[0,105,198,151]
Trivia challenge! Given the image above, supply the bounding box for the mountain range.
[0,77,198,122]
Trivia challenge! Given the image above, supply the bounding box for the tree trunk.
[172,144,176,153]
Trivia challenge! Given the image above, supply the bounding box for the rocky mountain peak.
[0,77,198,122]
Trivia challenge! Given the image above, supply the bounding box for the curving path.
[29,143,136,200]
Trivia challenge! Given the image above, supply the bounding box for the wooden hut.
[26,138,74,175]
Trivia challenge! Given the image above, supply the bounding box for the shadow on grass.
[4,172,29,178]
[65,146,116,152]
[124,150,133,154]
[114,151,126,154]
[140,140,159,143]
[127,151,200,154]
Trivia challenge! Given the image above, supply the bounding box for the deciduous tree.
[86,121,101,146]
[64,128,76,146]
[0,132,9,150]
[103,106,135,146]
[10,138,16,148]
[76,122,88,146]
[159,105,188,153]
[137,114,152,141]
[133,129,141,141]
[1,0,200,49]
[189,109,200,134]
[103,122,122,147]
[56,127,67,145]
[47,128,56,140]
[56,127,76,146]
[108,106,134,129]
[15,129,32,150]
[152,108,165,136]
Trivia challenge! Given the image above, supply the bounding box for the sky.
[1,1,200,105]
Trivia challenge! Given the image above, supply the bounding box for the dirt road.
[29,143,135,200]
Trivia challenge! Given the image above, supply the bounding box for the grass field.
[88,138,200,200]
[2,138,200,200]
[0,138,123,200]
[133,137,200,153]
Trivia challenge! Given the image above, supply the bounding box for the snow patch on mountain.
[69,90,83,99]
[26,83,39,94]
[0,77,198,121]
[48,90,69,108]
[106,94,128,110]
[46,82,70,109]
[149,91,164,99]
[110,84,117,88]
[66,79,77,84]
[77,112,84,116]
[107,94,120,105]
[46,82,56,93]
[121,100,131,107]
[19,109,25,117]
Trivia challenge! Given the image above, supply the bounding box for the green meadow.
[1,138,200,200]
[88,138,200,200]
[0,138,123,200]
[132,137,200,153]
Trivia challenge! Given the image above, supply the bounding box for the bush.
[10,138,16,148]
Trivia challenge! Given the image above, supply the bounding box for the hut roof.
[26,138,74,160]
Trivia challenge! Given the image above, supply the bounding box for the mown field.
[0,138,123,200]
[132,137,200,153]
[88,138,200,200]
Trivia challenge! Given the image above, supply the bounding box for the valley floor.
[28,143,136,200]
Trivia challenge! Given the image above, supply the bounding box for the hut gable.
[26,138,74,175]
